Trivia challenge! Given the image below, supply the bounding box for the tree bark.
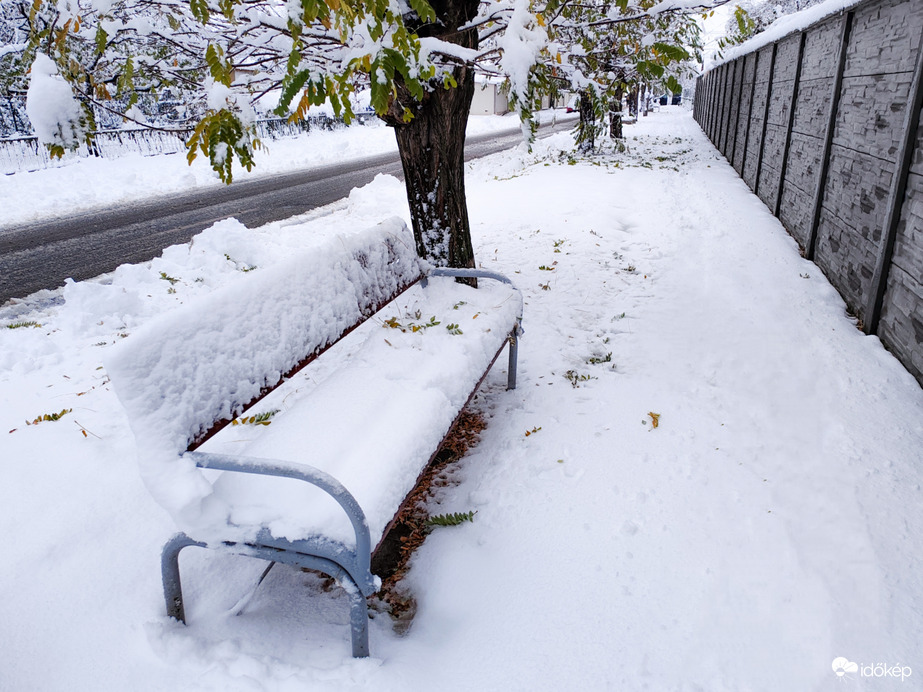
[576,89,595,152]
[609,89,623,139]
[379,0,480,270]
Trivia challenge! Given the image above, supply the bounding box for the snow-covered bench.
[106,218,523,657]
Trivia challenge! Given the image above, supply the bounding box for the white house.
[470,77,510,115]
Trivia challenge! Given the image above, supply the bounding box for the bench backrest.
[106,218,422,519]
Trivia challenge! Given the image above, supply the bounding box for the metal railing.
[0,113,377,175]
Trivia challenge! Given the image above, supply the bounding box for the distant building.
[471,78,510,115]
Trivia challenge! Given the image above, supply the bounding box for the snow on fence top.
[708,0,867,69]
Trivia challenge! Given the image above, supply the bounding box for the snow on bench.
[106,218,523,657]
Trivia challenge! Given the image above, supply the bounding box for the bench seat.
[196,276,521,549]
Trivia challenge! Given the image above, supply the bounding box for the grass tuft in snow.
[27,408,72,425]
[564,370,596,387]
[231,409,280,426]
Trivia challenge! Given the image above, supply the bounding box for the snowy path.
[1,107,920,691]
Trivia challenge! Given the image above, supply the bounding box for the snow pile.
[25,54,84,149]
[204,276,522,546]
[105,218,428,542]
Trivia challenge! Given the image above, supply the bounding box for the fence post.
[723,61,739,155]
[711,70,719,138]
[716,65,728,147]
[705,70,718,142]
[740,51,759,176]
[804,11,854,259]
[864,28,923,334]
[729,58,744,164]
[774,31,808,218]
[715,66,728,143]
[754,43,777,198]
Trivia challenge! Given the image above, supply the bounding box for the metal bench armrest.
[185,451,372,569]
[426,266,516,286]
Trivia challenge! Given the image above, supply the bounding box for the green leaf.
[115,55,134,97]
[205,44,231,86]
[94,25,108,54]
[406,0,435,22]
[190,0,210,24]
[652,42,690,63]
[275,69,313,115]
[426,511,477,529]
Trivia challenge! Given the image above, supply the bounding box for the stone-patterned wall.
[694,0,923,387]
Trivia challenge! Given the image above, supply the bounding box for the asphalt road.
[0,116,577,304]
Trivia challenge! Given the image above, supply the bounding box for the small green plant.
[27,408,72,425]
[232,409,279,426]
[224,254,257,272]
[564,370,597,388]
[553,239,566,253]
[538,265,555,271]
[6,321,41,329]
[425,511,477,532]
[587,352,612,365]
[383,314,441,333]
[446,323,463,335]
[159,272,179,285]
[452,301,467,310]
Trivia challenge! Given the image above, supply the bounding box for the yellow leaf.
[648,412,660,428]
[535,12,545,26]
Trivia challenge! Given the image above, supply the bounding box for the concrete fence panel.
[694,0,923,386]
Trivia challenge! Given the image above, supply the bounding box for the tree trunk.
[609,89,623,139]
[576,89,595,152]
[379,0,480,270]
[383,70,476,269]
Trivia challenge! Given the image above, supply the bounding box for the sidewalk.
[1,107,920,691]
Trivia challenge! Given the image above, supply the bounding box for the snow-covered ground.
[1,106,921,691]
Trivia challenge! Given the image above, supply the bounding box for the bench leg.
[161,533,370,657]
[161,533,204,623]
[507,329,519,390]
[344,576,370,658]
